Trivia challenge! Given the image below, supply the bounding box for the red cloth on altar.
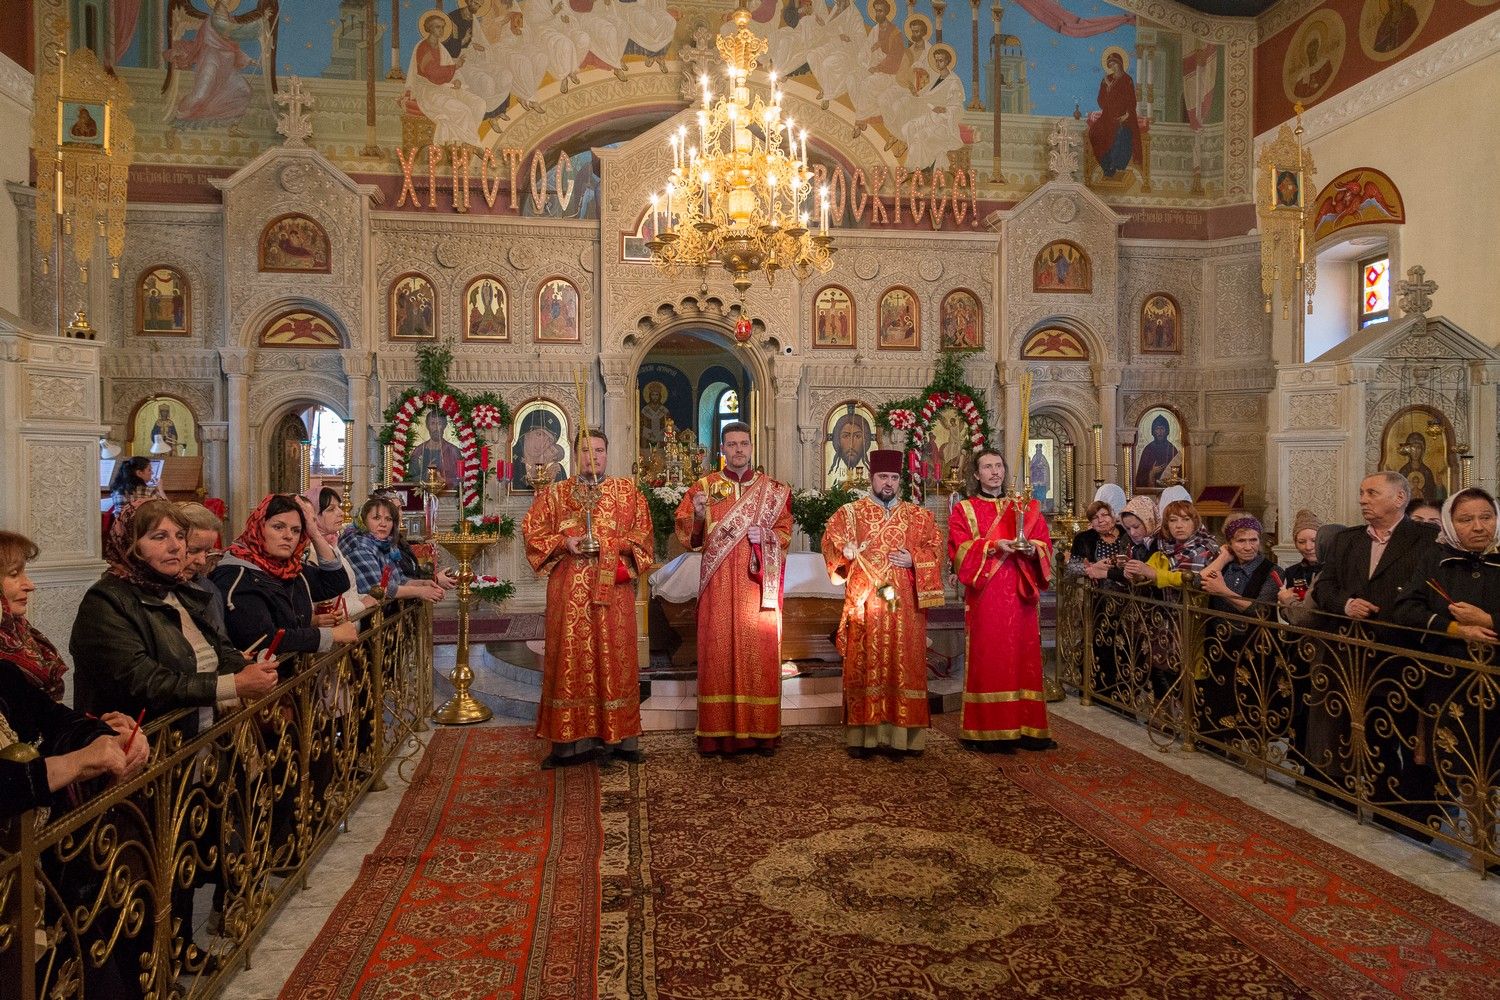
[674,470,792,754]
[947,494,1053,742]
[522,476,654,746]
[821,498,943,736]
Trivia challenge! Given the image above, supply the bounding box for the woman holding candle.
[340,495,449,603]
[211,494,358,664]
[71,499,281,730]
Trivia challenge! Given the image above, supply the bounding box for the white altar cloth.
[648,552,845,602]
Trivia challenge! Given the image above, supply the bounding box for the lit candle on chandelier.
[665,182,675,230]
[669,134,678,170]
[702,171,712,216]
[650,193,660,235]
[819,186,828,235]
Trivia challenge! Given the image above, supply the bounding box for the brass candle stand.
[430,516,496,726]
[573,475,603,555]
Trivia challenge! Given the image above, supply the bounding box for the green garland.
[377,343,513,446]
[874,350,994,499]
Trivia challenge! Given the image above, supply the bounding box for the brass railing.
[1056,573,1497,874]
[0,598,433,999]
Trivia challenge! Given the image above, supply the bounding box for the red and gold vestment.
[674,469,793,753]
[523,475,653,747]
[821,497,944,746]
[947,494,1053,743]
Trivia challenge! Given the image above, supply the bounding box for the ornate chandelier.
[645,2,835,328]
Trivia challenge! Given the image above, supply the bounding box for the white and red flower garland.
[904,392,987,500]
[389,390,481,508]
[470,403,504,430]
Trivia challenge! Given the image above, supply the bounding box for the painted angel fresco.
[405,0,678,147]
[162,0,279,131]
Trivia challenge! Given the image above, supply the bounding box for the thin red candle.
[123,708,147,753]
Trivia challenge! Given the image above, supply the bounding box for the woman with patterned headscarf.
[211,494,356,662]
[71,499,280,728]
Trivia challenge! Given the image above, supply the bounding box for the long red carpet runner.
[283,721,1499,999]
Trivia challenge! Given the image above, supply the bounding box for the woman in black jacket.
[211,494,357,664]
[1391,487,1500,841]
[71,499,281,725]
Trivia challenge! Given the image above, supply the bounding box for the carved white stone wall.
[0,309,106,695]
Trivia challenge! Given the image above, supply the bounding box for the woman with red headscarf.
[211,494,356,662]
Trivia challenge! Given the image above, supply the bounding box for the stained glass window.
[1359,255,1390,328]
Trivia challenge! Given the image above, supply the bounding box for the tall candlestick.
[1091,424,1103,485]
[1122,444,1136,497]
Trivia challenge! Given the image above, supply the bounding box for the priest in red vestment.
[673,421,793,756]
[821,450,944,757]
[947,448,1057,752]
[523,431,654,768]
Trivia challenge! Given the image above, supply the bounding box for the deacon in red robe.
[523,431,654,768]
[947,448,1056,752]
[821,450,944,757]
[674,421,793,755]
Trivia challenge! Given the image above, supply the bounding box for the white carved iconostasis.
[12,0,1285,613]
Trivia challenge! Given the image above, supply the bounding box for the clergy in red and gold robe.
[821,450,944,757]
[522,432,654,768]
[947,449,1056,752]
[673,422,793,755]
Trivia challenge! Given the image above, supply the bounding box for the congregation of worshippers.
[7,411,1492,809]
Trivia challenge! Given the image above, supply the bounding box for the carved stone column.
[599,353,634,472]
[0,312,107,692]
[1096,367,1121,487]
[341,348,374,501]
[772,360,799,485]
[795,424,820,550]
[199,422,229,501]
[999,362,1022,472]
[220,346,257,525]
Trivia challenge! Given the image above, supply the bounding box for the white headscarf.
[1438,487,1500,554]
[1157,485,1191,515]
[1092,483,1126,517]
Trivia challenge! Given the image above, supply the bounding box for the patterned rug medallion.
[277,728,598,1000]
[601,722,1500,1000]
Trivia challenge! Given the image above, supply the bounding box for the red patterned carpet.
[602,721,1500,999]
[277,729,597,1000]
[282,721,1499,999]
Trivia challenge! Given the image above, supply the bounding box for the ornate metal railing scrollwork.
[0,599,433,998]
[1057,574,1497,875]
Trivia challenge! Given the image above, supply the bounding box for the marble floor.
[217,663,1498,999]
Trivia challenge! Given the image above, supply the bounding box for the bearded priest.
[821,449,944,758]
[522,431,654,769]
[947,447,1057,753]
[673,421,793,756]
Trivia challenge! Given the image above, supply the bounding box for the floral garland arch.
[378,344,511,514]
[875,352,994,502]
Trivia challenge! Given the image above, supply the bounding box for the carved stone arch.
[623,299,775,402]
[238,296,351,351]
[1017,315,1104,373]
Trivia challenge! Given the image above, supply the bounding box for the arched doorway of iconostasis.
[634,327,757,481]
[267,402,349,496]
